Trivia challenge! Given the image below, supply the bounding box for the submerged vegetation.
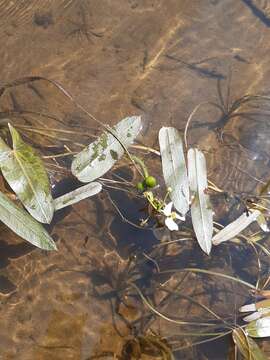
[1,76,270,358]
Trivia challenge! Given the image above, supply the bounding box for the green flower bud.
[137,182,145,191]
[145,176,157,188]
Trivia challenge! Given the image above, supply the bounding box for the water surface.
[1,0,270,359]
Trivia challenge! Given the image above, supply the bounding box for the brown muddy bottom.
[0,0,270,359]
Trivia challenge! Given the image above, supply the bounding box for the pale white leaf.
[240,304,257,313]
[243,309,270,323]
[188,148,213,255]
[159,127,189,216]
[71,116,142,182]
[212,210,261,246]
[54,182,102,210]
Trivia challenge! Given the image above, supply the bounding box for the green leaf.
[246,317,270,338]
[158,127,189,216]
[232,328,267,359]
[54,182,102,210]
[71,116,142,182]
[212,210,261,246]
[0,191,56,250]
[0,124,54,223]
[188,148,213,255]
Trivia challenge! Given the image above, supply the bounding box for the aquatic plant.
[0,76,270,358]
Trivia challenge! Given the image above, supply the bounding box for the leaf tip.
[46,239,57,251]
[240,304,257,312]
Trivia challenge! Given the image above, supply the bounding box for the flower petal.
[163,202,173,216]
[165,217,179,231]
[175,212,185,221]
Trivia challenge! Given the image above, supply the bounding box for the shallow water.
[1,0,270,359]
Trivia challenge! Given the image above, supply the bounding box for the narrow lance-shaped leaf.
[212,210,261,246]
[246,316,270,338]
[0,124,54,223]
[158,127,189,216]
[232,328,267,360]
[0,191,56,250]
[54,182,102,210]
[71,116,142,183]
[243,309,270,323]
[241,299,270,313]
[188,148,213,255]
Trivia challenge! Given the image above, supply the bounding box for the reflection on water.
[0,0,270,359]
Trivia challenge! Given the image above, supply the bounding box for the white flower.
[161,202,185,231]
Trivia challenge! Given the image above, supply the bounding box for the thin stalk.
[158,268,256,290]
[131,155,149,178]
[184,101,223,149]
[43,152,77,159]
[158,286,234,330]
[172,330,232,351]
[129,282,223,327]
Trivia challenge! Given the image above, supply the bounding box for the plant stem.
[131,155,149,178]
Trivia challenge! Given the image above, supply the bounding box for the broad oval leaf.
[0,191,56,250]
[212,210,261,246]
[246,317,270,338]
[54,182,102,210]
[158,127,189,216]
[188,148,213,255]
[71,116,142,182]
[232,328,267,360]
[0,124,54,223]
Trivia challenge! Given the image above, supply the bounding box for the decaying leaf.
[188,148,213,255]
[232,328,267,359]
[54,182,102,210]
[0,124,54,224]
[0,191,56,250]
[71,116,142,182]
[158,127,189,216]
[212,210,261,246]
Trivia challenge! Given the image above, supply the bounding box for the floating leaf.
[212,210,261,246]
[0,191,56,250]
[232,328,267,359]
[188,148,213,255]
[54,182,102,210]
[0,124,54,223]
[71,116,142,182]
[246,317,270,338]
[158,127,189,216]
